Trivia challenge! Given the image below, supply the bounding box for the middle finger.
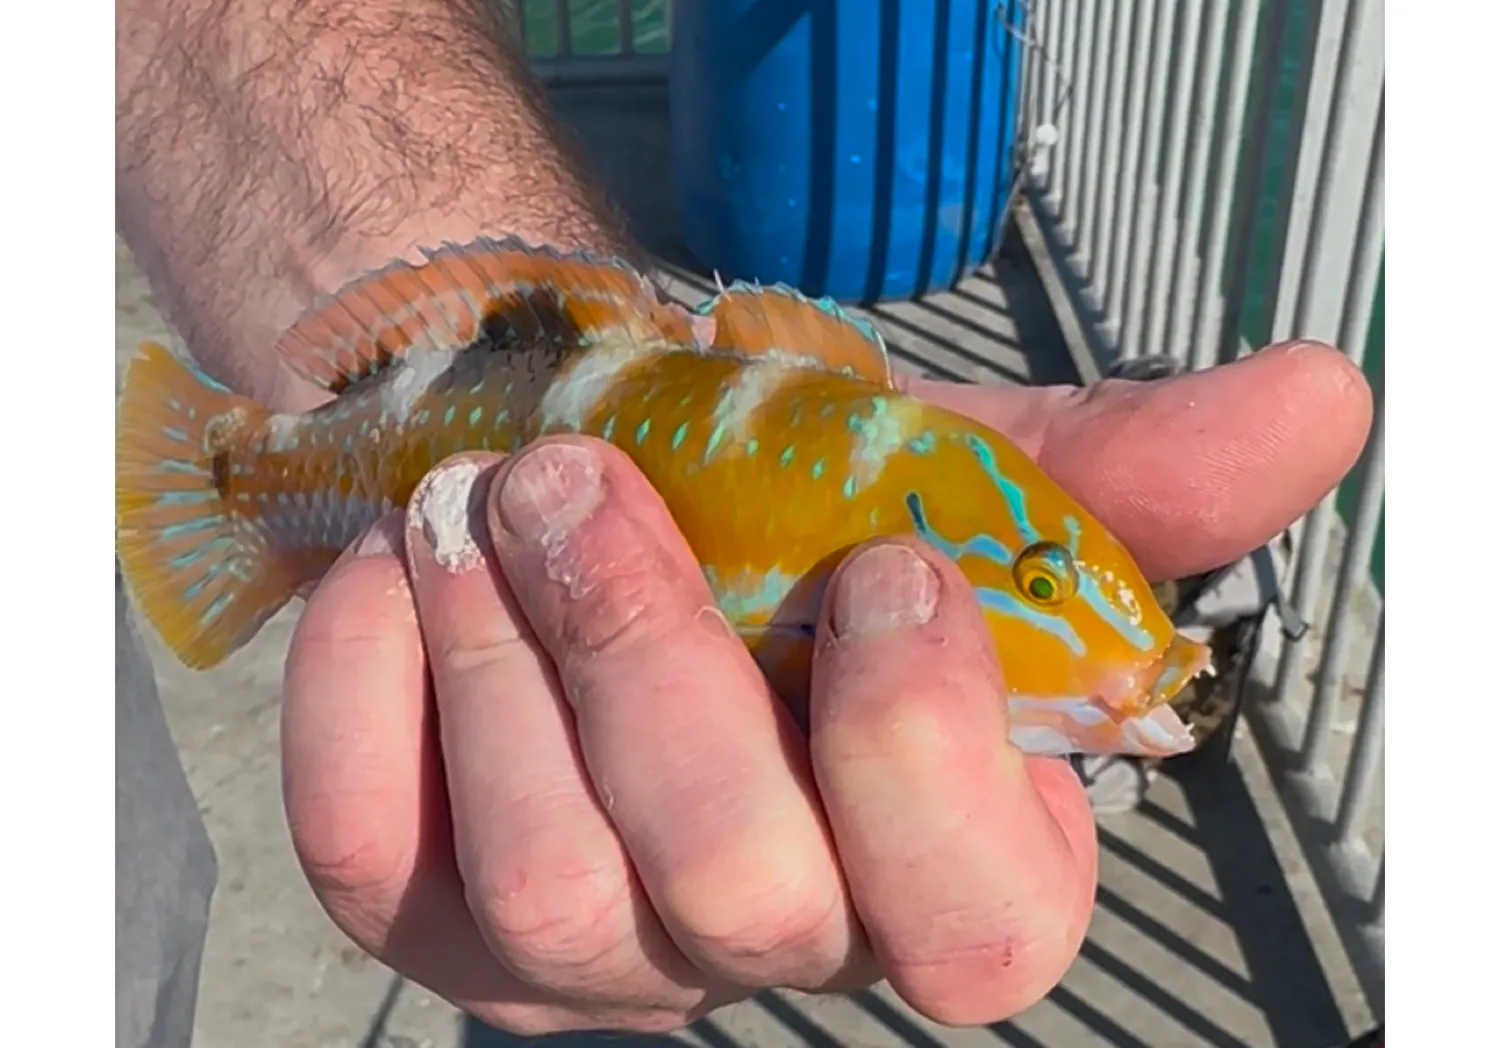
[487,436,865,992]
[404,452,708,1015]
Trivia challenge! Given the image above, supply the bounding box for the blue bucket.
[669,0,1028,304]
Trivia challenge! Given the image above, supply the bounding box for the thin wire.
[991,2,1078,249]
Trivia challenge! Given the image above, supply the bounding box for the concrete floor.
[115,84,1377,1048]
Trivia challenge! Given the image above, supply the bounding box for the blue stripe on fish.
[155,460,209,476]
[962,433,1040,546]
[904,491,1087,655]
[157,490,219,506]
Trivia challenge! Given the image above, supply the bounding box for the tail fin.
[115,342,295,669]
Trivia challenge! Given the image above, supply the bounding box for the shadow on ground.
[448,744,1348,1048]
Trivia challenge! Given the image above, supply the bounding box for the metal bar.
[1039,0,1062,195]
[1334,608,1384,845]
[1213,0,1308,361]
[1222,0,1327,358]
[1120,0,1181,357]
[1335,90,1385,354]
[1370,853,1384,925]
[532,54,671,87]
[618,0,636,56]
[1188,0,1266,371]
[1053,0,1083,222]
[1077,0,1113,274]
[1268,106,1383,708]
[501,0,525,50]
[1166,0,1229,363]
[1272,0,1356,341]
[555,0,574,58]
[1088,0,1130,301]
[1104,0,1159,345]
[1290,0,1370,336]
[1146,0,1209,360]
[1300,393,1384,771]
[1021,3,1045,176]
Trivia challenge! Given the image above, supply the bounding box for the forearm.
[116,0,631,409]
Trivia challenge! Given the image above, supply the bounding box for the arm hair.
[116,0,633,408]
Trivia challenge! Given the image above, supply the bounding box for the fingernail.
[352,513,405,558]
[495,442,604,547]
[831,544,938,638]
[1280,338,1336,355]
[412,458,488,573]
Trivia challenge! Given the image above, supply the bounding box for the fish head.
[892,417,1213,759]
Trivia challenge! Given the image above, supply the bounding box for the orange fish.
[115,237,1212,757]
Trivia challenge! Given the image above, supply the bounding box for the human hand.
[279,340,1372,1033]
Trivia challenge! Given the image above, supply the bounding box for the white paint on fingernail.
[416,459,485,572]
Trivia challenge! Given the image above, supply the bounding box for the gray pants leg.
[116,567,218,1048]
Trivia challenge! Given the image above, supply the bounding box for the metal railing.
[506,0,672,83]
[506,0,1385,1020]
[1018,0,1385,1009]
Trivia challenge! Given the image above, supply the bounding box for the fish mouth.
[1006,696,1200,758]
[1116,704,1198,758]
[1101,631,1215,718]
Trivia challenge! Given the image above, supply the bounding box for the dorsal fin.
[273,236,714,394]
[694,281,894,387]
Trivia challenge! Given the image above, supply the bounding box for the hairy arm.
[116,0,632,411]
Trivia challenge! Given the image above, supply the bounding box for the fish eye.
[1013,541,1078,607]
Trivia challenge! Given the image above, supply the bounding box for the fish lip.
[1109,631,1215,717]
[1119,704,1198,757]
[1005,694,1200,758]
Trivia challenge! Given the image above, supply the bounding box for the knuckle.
[555,543,684,658]
[430,630,539,687]
[287,800,410,902]
[467,856,636,981]
[670,852,843,985]
[480,1003,577,1038]
[482,1003,692,1038]
[286,803,409,950]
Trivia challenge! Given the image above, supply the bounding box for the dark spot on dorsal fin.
[211,452,232,498]
[272,236,710,396]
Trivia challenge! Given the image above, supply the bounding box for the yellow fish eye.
[1013,541,1078,607]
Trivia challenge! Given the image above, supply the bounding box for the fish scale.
[115,235,1213,758]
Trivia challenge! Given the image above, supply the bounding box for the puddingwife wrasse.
[115,237,1212,758]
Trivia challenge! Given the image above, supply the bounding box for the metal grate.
[1019,0,1385,1010]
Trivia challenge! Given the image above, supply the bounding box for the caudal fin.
[115,342,296,669]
